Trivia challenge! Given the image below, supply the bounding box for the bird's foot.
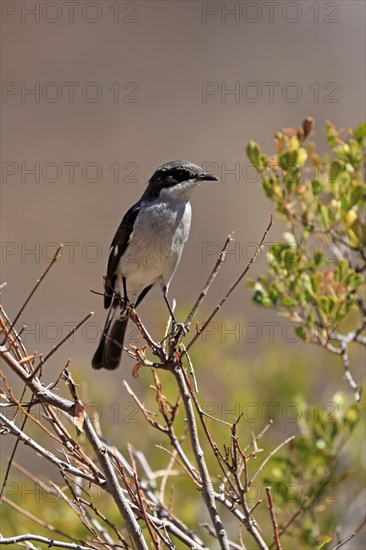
[119,295,134,310]
[172,321,190,339]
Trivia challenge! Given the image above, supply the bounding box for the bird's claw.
[172,321,190,338]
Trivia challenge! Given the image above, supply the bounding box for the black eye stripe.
[176,169,195,180]
[163,170,190,183]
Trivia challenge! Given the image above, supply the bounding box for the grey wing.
[103,201,141,308]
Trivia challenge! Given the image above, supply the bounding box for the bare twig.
[266,487,282,550]
[173,363,230,550]
[0,386,32,498]
[2,244,63,346]
[0,412,100,484]
[3,206,354,550]
[0,534,93,549]
[82,417,149,550]
[128,307,166,362]
[320,340,361,403]
[0,248,64,496]
[0,344,148,550]
[186,215,275,351]
[31,311,94,378]
[270,508,302,546]
[200,523,245,550]
[249,436,295,487]
[185,233,234,325]
[180,367,268,549]
[339,341,361,403]
[331,517,366,550]
[0,496,89,547]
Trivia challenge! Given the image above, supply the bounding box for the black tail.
[92,305,128,370]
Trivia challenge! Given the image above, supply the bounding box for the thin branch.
[0,369,63,444]
[0,304,28,359]
[0,534,93,549]
[321,340,361,403]
[0,496,89,547]
[145,515,206,550]
[78,498,129,548]
[186,215,275,351]
[155,444,200,486]
[48,478,100,543]
[158,448,178,503]
[0,386,31,498]
[2,244,63,346]
[128,307,167,362]
[173,363,230,550]
[200,523,245,550]
[339,341,361,403]
[0,345,78,414]
[179,368,268,549]
[270,508,302,546]
[1,344,148,550]
[185,233,234,325]
[331,517,366,550]
[82,417,149,550]
[0,412,100,484]
[132,469,160,550]
[110,447,207,549]
[249,436,295,487]
[266,487,282,550]
[31,311,94,378]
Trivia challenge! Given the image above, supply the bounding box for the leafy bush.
[247,119,366,402]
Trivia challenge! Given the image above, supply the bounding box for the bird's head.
[144,160,218,201]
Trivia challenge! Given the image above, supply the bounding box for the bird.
[91,160,218,370]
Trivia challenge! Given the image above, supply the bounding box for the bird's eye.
[177,170,187,180]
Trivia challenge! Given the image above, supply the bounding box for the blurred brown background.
[1,0,365,408]
[1,1,365,545]
[2,0,365,369]
[1,0,365,398]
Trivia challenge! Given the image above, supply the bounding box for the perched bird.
[92,160,218,370]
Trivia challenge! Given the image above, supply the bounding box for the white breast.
[116,198,192,301]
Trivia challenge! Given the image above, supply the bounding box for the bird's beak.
[199,172,219,181]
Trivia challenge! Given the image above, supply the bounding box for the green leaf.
[346,272,363,291]
[295,325,307,341]
[262,177,274,198]
[305,313,314,328]
[348,139,363,169]
[325,120,338,147]
[247,141,265,170]
[346,227,359,248]
[246,278,255,289]
[320,205,330,227]
[335,302,348,322]
[284,248,298,271]
[312,272,323,293]
[351,184,365,205]
[317,535,333,549]
[278,150,299,172]
[318,296,331,315]
[311,179,322,195]
[344,404,360,429]
[297,147,307,167]
[313,251,325,267]
[328,160,343,183]
[282,296,297,307]
[253,283,272,307]
[336,259,349,281]
[353,121,366,143]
